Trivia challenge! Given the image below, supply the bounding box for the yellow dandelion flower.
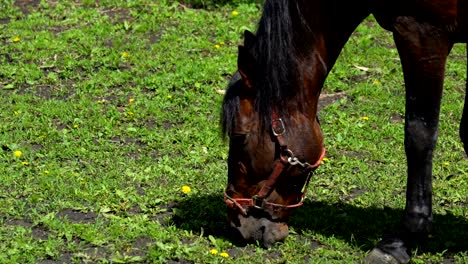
[373,80,380,85]
[129,98,135,104]
[127,111,134,116]
[443,162,450,166]
[22,161,29,166]
[167,95,173,99]
[13,150,22,158]
[14,111,19,115]
[121,52,129,58]
[361,116,369,121]
[44,170,49,174]
[210,249,218,255]
[73,124,79,128]
[13,36,20,43]
[232,10,239,16]
[322,157,329,163]
[214,44,220,49]
[181,185,191,194]
[219,252,229,258]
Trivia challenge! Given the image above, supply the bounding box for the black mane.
[222,0,313,136]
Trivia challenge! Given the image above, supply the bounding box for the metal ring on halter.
[288,157,312,168]
[272,118,286,136]
[280,149,294,163]
[252,195,264,209]
[288,157,300,166]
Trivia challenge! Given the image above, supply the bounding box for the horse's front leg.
[366,16,452,264]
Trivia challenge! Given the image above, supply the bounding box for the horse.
[221,0,467,263]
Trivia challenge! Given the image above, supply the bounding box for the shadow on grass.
[176,0,260,9]
[291,200,467,253]
[171,194,468,254]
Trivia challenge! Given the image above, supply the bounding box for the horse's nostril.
[252,229,262,241]
[252,226,265,241]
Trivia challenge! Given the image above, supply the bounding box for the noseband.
[225,112,326,216]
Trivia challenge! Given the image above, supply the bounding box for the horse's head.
[222,31,325,248]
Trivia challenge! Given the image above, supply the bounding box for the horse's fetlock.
[403,211,433,235]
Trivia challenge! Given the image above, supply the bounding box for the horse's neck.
[297,7,371,114]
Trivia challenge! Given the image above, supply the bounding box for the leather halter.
[225,112,326,216]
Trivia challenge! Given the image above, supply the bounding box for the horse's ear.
[243,30,256,48]
[237,45,255,89]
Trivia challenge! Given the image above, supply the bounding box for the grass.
[0,0,466,263]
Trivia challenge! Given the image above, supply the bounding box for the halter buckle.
[252,195,264,209]
[272,118,286,136]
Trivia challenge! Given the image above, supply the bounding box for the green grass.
[0,1,466,263]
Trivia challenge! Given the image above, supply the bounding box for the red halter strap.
[225,112,326,215]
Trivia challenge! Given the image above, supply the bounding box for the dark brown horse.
[221,0,467,263]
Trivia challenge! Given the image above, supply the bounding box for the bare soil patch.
[57,209,97,224]
[15,0,41,15]
[5,219,52,241]
[319,92,347,110]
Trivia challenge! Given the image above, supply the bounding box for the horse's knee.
[405,118,438,156]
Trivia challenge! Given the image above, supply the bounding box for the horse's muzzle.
[228,214,289,248]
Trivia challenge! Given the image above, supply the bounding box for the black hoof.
[364,248,409,264]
